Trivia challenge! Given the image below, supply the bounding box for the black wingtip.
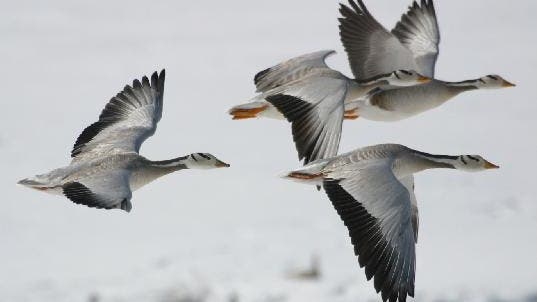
[133,79,142,88]
[353,0,368,14]
[149,69,165,94]
[254,67,271,86]
[150,69,165,83]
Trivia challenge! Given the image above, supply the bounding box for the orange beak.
[418,75,431,83]
[215,160,230,168]
[502,80,516,88]
[484,160,500,169]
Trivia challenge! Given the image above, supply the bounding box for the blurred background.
[1,0,536,301]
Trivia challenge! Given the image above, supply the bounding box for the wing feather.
[62,170,132,212]
[392,0,440,77]
[71,70,165,161]
[323,159,416,301]
[339,0,418,79]
[265,76,347,164]
[254,50,336,93]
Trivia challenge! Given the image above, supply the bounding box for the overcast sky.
[1,1,536,301]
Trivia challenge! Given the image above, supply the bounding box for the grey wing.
[71,70,165,162]
[398,175,419,243]
[62,170,133,212]
[392,0,440,78]
[254,50,336,93]
[339,0,418,79]
[265,76,347,165]
[323,159,416,301]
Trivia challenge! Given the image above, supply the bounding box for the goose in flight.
[339,0,515,121]
[229,50,429,164]
[284,143,499,302]
[18,70,230,212]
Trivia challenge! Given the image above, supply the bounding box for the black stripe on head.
[487,75,499,80]
[197,153,211,160]
[460,156,468,165]
[467,155,480,162]
[394,71,401,79]
[191,154,198,162]
[400,70,411,75]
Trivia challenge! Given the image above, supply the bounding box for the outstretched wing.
[71,70,165,162]
[254,50,336,93]
[398,175,419,243]
[323,159,417,301]
[62,170,133,212]
[392,0,440,78]
[339,0,418,79]
[265,75,347,165]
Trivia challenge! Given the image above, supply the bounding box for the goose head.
[475,75,516,89]
[386,70,431,87]
[185,153,230,169]
[452,155,499,172]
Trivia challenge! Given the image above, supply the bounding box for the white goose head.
[386,70,431,87]
[475,75,516,89]
[185,153,230,169]
[451,155,499,172]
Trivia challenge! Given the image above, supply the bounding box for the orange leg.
[230,105,268,120]
[344,109,359,120]
[287,172,321,180]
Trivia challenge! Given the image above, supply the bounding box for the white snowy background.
[1,0,536,301]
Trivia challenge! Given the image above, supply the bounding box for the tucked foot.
[229,105,268,120]
[344,109,359,120]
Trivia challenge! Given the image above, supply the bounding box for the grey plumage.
[231,50,425,164]
[339,0,439,79]
[19,70,229,212]
[285,144,498,302]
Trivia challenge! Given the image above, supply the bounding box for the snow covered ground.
[1,0,536,301]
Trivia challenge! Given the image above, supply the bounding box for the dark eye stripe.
[401,70,411,75]
[487,75,499,80]
[467,155,480,162]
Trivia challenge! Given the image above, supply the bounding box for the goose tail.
[17,176,56,192]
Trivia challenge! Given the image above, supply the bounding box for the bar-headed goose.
[229,50,429,164]
[284,144,499,302]
[18,70,230,212]
[339,0,515,121]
